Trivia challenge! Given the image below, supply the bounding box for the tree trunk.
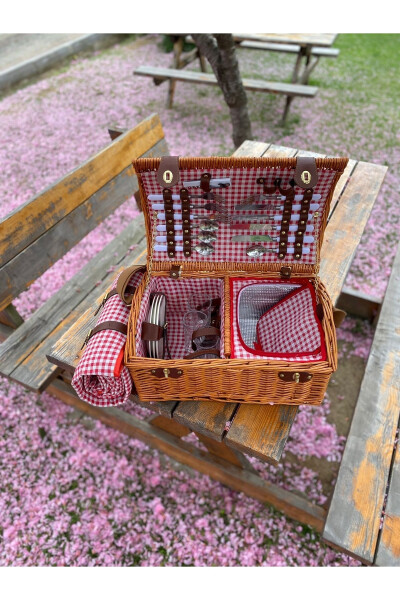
[191,34,252,149]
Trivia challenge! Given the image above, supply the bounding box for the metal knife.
[231,234,314,243]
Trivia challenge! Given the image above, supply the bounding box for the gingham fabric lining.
[71,269,145,406]
[135,277,225,359]
[238,283,302,347]
[230,277,323,362]
[140,167,336,266]
[256,286,323,356]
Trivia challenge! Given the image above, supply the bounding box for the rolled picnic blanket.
[71,265,146,407]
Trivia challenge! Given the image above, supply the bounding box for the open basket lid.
[133,155,348,275]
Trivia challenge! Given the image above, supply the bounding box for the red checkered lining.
[230,277,325,362]
[140,166,336,266]
[255,285,325,358]
[135,277,225,359]
[71,269,145,406]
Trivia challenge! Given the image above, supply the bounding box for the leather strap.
[95,286,137,315]
[277,184,295,259]
[192,326,220,340]
[256,176,281,195]
[200,173,211,192]
[183,348,220,359]
[180,187,192,258]
[294,157,318,189]
[294,188,313,260]
[116,265,146,306]
[82,320,127,348]
[141,321,164,341]
[157,155,180,188]
[163,188,176,258]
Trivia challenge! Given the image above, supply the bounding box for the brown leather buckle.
[294,157,319,189]
[150,367,184,379]
[280,266,292,279]
[200,173,211,192]
[278,372,313,383]
[169,265,181,279]
[156,156,180,188]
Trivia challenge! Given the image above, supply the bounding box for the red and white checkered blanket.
[71,269,145,407]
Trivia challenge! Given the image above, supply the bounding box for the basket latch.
[151,368,183,379]
[169,265,181,279]
[278,372,313,383]
[280,266,292,279]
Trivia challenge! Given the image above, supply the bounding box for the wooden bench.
[0,113,167,385]
[322,244,400,565]
[134,65,317,125]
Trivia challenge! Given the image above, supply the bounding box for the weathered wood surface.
[0,113,164,269]
[224,147,357,464]
[321,161,388,303]
[173,401,237,442]
[375,433,400,566]
[233,33,337,48]
[48,378,326,531]
[0,164,136,311]
[337,286,382,323]
[0,218,146,386]
[322,245,400,564]
[239,40,339,58]
[134,66,318,98]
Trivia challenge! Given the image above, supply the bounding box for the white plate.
[146,293,167,359]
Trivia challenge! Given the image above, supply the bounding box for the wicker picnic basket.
[125,155,348,405]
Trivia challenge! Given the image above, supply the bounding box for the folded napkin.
[255,285,325,358]
[71,267,145,407]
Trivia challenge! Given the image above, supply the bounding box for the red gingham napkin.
[71,269,145,407]
[255,286,325,357]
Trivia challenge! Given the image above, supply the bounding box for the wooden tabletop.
[47,140,387,465]
[234,33,337,48]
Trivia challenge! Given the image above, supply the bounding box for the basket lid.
[133,156,348,275]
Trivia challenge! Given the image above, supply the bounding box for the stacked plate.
[146,292,167,359]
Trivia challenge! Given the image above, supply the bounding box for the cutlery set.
[153,174,319,258]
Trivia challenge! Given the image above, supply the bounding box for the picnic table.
[1,115,398,564]
[134,34,339,123]
[233,34,339,122]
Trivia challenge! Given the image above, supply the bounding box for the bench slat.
[375,435,400,566]
[13,241,147,392]
[134,66,318,98]
[0,114,164,269]
[321,160,388,302]
[323,245,400,564]
[0,135,168,312]
[0,216,146,384]
[225,153,361,464]
[240,40,339,58]
[233,33,337,48]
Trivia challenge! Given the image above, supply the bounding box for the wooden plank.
[170,139,271,443]
[134,67,318,97]
[0,113,164,267]
[12,242,147,391]
[0,136,168,311]
[337,286,382,322]
[375,432,400,566]
[225,151,359,464]
[0,304,24,329]
[240,40,339,58]
[322,245,400,564]
[321,161,388,304]
[173,401,237,442]
[0,216,146,380]
[48,378,326,531]
[232,140,270,157]
[226,404,301,465]
[234,33,337,47]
